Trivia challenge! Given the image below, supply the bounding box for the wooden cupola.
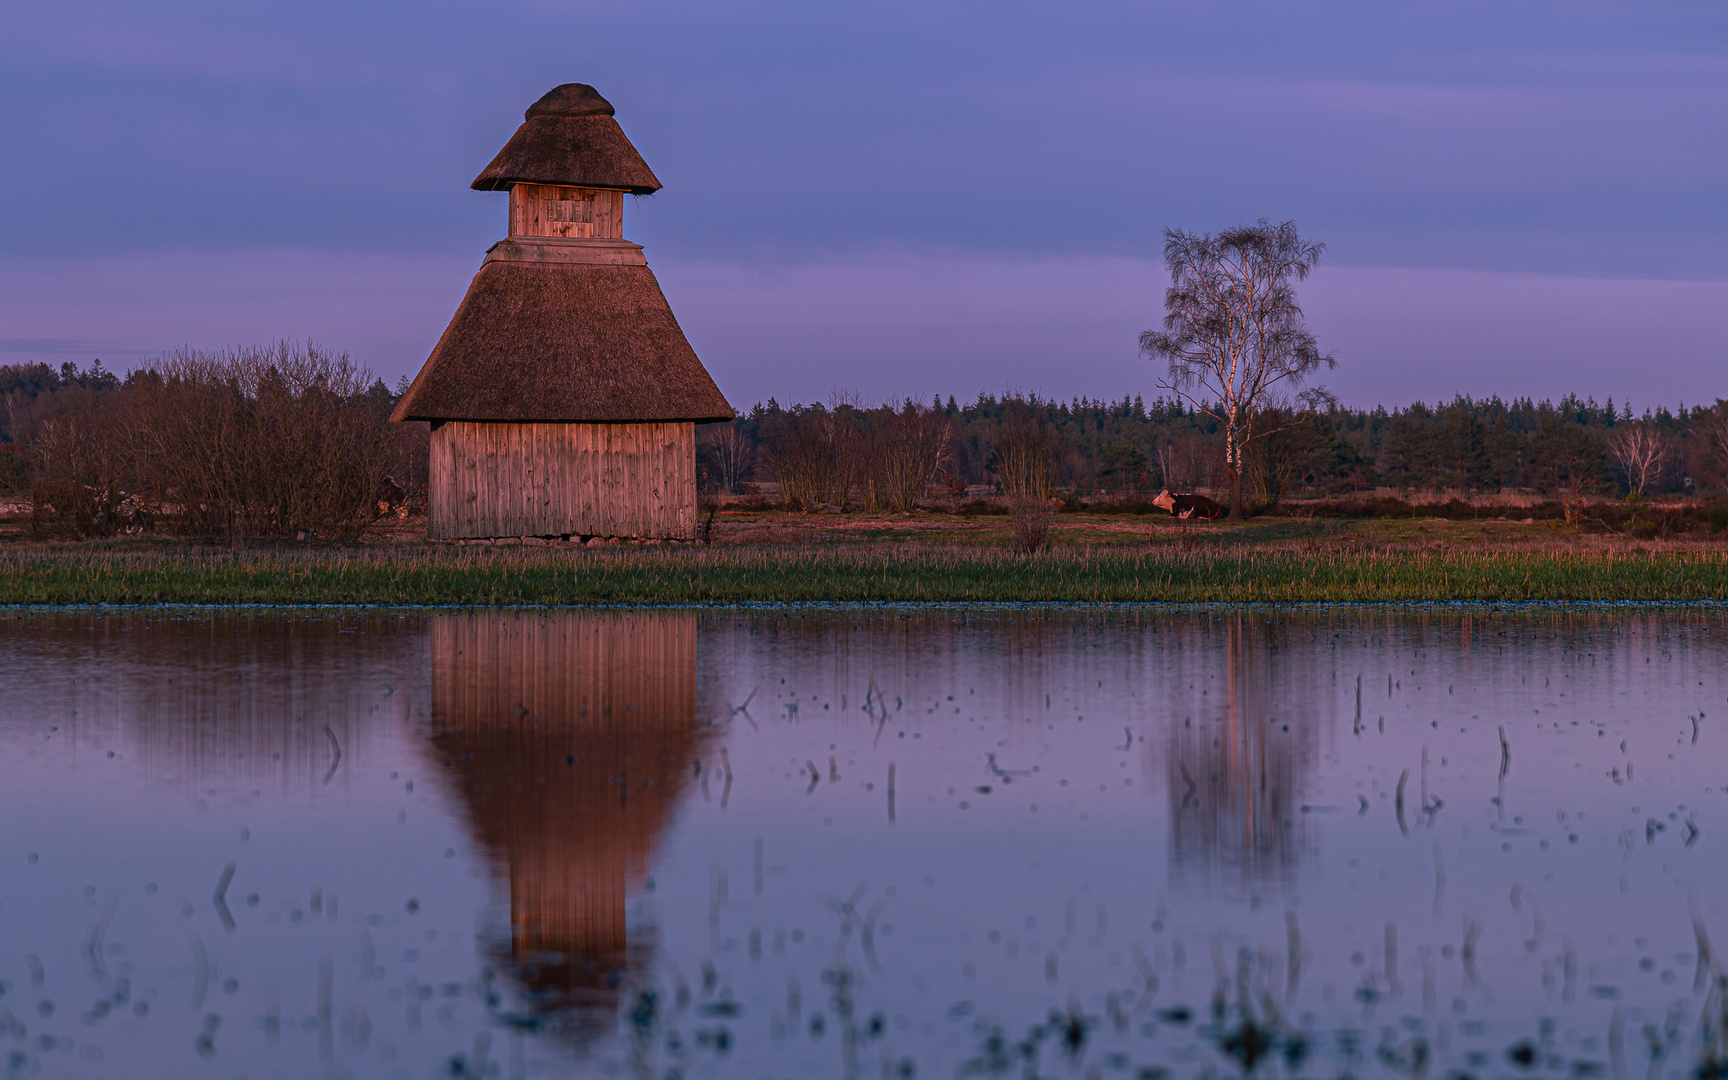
[392,83,733,541]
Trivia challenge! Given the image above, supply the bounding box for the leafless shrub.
[1154,432,1214,493]
[762,409,834,507]
[695,471,723,543]
[1607,423,1673,495]
[1242,408,1330,507]
[28,387,137,538]
[128,341,397,541]
[1008,495,1055,555]
[1531,415,1609,525]
[384,420,430,517]
[989,399,1064,501]
[702,423,756,495]
[864,402,953,511]
[1697,402,1728,493]
[761,397,863,508]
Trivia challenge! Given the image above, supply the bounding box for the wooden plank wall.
[429,421,697,540]
[507,184,624,240]
[427,611,697,966]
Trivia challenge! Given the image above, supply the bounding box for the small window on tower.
[547,199,590,223]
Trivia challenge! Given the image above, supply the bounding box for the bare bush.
[762,408,834,507]
[384,419,430,517]
[865,402,953,511]
[38,336,399,539]
[1154,433,1214,493]
[1606,423,1673,495]
[989,399,1064,500]
[29,387,138,537]
[702,423,756,495]
[1532,415,1609,525]
[1698,402,1728,493]
[1242,408,1329,507]
[761,399,863,508]
[1008,495,1055,554]
[126,341,398,541]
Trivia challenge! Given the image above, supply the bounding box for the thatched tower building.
[391,84,732,540]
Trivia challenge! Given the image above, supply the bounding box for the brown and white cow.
[1151,489,1226,520]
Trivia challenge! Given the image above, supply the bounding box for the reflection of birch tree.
[1166,617,1314,891]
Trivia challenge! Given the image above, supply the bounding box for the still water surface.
[1,607,1726,1079]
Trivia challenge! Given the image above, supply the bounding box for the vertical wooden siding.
[430,421,696,540]
[507,184,624,240]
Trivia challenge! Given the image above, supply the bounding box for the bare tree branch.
[1606,423,1673,496]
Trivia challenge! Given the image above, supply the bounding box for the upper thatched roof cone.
[472,83,662,194]
[524,83,615,118]
[391,83,733,425]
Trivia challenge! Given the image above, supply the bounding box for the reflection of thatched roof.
[472,84,662,195]
[388,262,734,423]
[426,612,703,1023]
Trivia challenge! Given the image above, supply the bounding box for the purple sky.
[2,1,1724,412]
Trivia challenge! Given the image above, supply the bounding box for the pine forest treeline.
[717,391,1728,505]
[4,357,1728,537]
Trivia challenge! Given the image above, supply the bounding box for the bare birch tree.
[1606,422,1672,496]
[1140,220,1335,519]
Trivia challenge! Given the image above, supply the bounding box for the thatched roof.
[472,83,662,194]
[391,261,733,423]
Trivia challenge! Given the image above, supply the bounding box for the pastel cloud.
[4,250,1721,412]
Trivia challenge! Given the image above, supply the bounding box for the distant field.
[1,509,1724,604]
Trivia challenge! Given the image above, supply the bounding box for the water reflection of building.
[1165,616,1317,893]
[426,612,703,1035]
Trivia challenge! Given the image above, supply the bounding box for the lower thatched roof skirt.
[391,260,734,424]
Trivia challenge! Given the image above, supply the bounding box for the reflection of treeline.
[0,611,420,789]
[703,392,1728,505]
[2,344,427,539]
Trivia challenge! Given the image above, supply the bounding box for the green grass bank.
[3,543,1725,605]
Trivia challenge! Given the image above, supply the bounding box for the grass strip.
[2,544,1725,605]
